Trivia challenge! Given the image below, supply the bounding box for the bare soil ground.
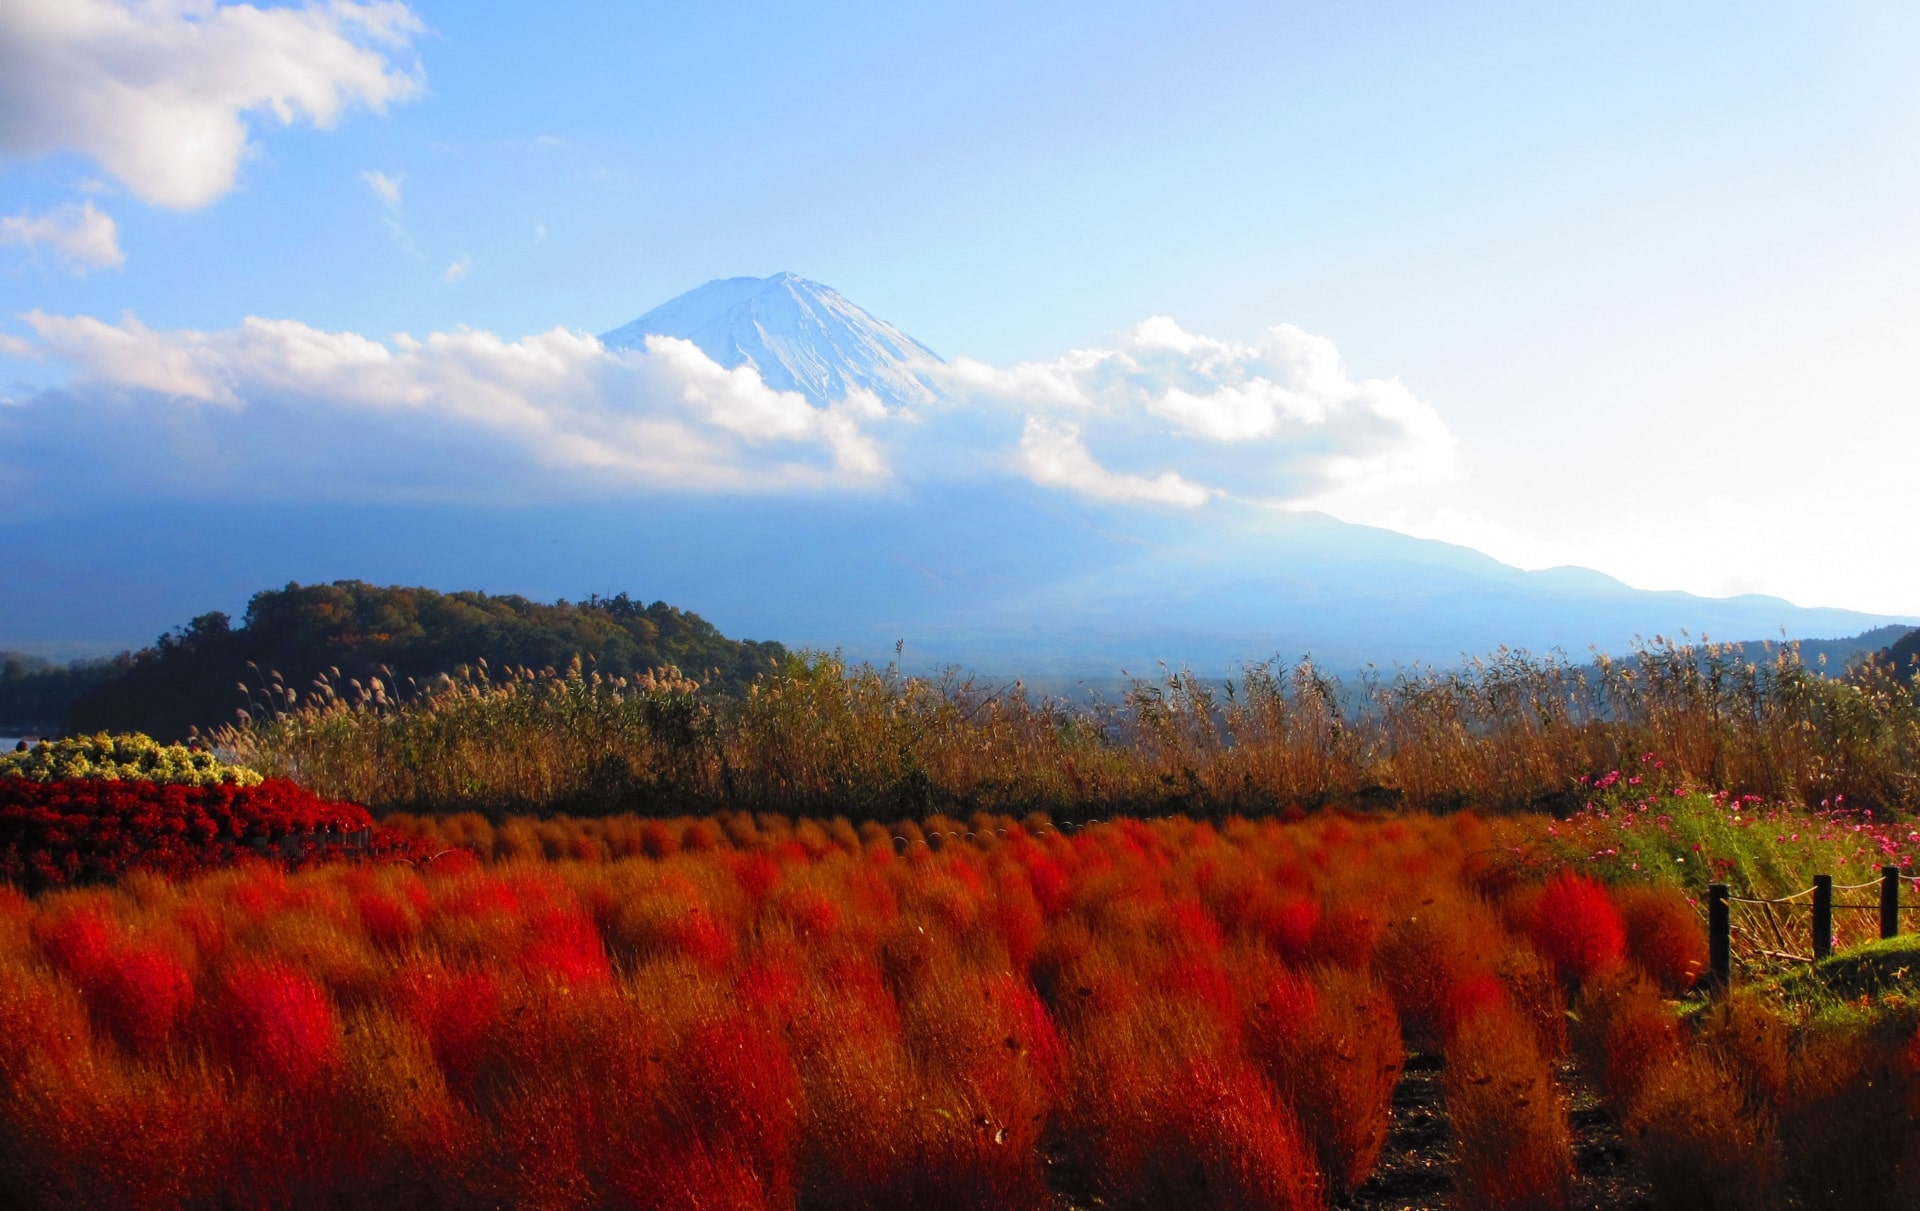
[1343,1052,1655,1211]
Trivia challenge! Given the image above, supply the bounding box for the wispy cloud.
[358,169,423,258]
[0,0,425,210]
[442,254,470,283]
[0,201,123,273]
[360,169,404,212]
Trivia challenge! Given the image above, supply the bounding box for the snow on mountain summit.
[602,272,945,410]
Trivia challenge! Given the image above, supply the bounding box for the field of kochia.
[9,632,1920,1211]
[4,794,1919,1210]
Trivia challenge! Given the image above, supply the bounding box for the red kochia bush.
[1530,873,1627,984]
[670,1014,803,1207]
[393,960,502,1097]
[33,905,123,983]
[210,958,341,1089]
[0,777,411,889]
[89,944,195,1056]
[1153,1059,1325,1211]
[1615,884,1708,995]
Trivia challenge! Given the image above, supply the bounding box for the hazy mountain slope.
[4,490,1908,679]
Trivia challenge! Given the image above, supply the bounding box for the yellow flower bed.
[0,732,263,787]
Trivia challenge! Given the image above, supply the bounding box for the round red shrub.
[774,886,841,939]
[1531,873,1628,984]
[395,961,501,1097]
[733,852,782,908]
[34,906,122,984]
[1254,968,1320,1047]
[675,1015,802,1205]
[1022,853,1072,917]
[1616,884,1707,995]
[519,909,612,986]
[1256,894,1320,962]
[353,890,417,950]
[88,943,194,1056]
[661,906,734,971]
[211,958,341,1089]
[738,956,805,1022]
[639,820,679,859]
[1439,971,1509,1041]
[1003,978,1066,1097]
[1161,953,1239,1027]
[1153,1059,1325,1211]
[990,889,1044,973]
[1311,900,1385,968]
[1165,899,1225,953]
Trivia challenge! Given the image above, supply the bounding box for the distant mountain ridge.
[601,272,945,410]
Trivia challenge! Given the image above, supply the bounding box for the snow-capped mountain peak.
[602,272,944,410]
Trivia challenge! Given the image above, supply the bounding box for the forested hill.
[13,582,785,741]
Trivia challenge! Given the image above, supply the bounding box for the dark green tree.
[62,581,784,740]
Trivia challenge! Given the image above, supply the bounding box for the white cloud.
[931,316,1457,507]
[360,169,421,257]
[1018,417,1211,507]
[16,310,901,491]
[0,0,425,209]
[0,201,123,273]
[5,304,1455,513]
[939,349,1105,410]
[442,254,469,283]
[360,169,402,211]
[641,336,886,475]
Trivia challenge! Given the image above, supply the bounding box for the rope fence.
[1706,866,1920,992]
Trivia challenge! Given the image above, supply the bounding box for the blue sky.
[4,0,1919,618]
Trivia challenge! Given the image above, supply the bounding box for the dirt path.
[1344,1052,1455,1209]
[1561,1056,1655,1211]
[1342,1052,1654,1210]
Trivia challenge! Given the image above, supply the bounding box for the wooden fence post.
[1707,883,1730,993]
[1881,866,1901,941]
[1813,874,1833,961]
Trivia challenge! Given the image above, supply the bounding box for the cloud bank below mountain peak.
[931,314,1456,508]
[2,304,1456,510]
[11,311,895,495]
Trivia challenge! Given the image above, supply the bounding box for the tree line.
[0,582,786,741]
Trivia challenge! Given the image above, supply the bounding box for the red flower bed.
[0,777,420,890]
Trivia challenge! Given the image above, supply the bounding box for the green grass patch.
[1684,934,1920,1024]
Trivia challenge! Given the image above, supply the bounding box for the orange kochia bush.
[0,808,1669,1208]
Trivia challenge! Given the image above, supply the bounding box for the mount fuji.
[4,273,1912,674]
[602,271,944,411]
[583,274,1914,673]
